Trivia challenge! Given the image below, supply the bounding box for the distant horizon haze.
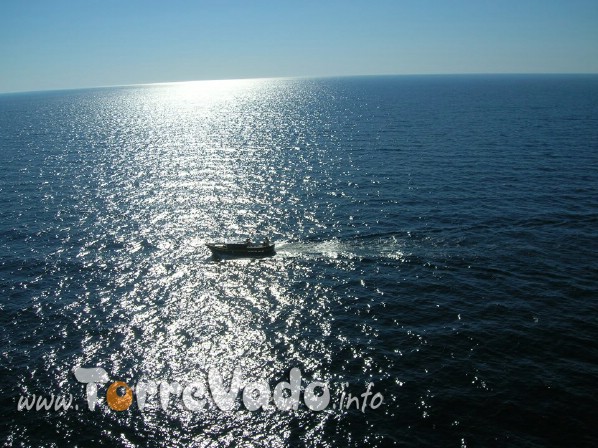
[3,72,598,96]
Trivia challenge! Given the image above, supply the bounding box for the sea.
[1,75,597,447]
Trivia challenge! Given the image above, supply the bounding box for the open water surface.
[1,75,598,446]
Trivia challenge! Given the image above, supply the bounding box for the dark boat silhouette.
[206,240,275,257]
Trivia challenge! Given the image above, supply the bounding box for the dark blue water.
[1,75,597,447]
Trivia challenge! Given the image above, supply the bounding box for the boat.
[206,240,275,257]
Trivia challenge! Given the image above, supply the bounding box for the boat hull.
[206,243,275,257]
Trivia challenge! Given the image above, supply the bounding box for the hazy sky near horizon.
[1,0,597,93]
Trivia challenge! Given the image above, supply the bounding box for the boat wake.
[275,235,408,262]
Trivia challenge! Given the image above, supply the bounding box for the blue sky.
[1,0,597,92]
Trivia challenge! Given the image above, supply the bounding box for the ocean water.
[1,75,597,447]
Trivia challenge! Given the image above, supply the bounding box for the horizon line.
[2,71,598,96]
